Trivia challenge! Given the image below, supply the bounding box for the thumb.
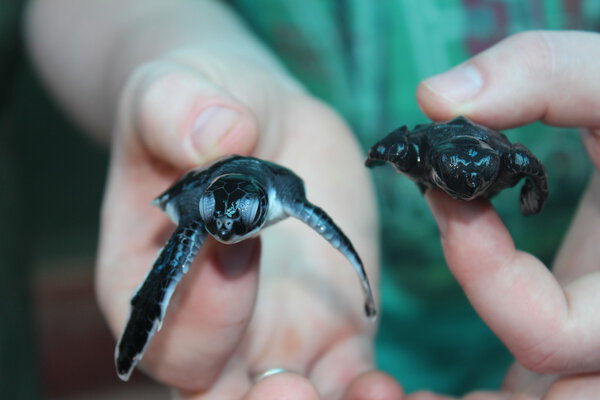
[117,57,260,170]
[417,30,600,131]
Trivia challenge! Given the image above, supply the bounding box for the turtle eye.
[199,192,216,223]
[239,196,261,229]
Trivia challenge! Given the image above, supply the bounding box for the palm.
[96,68,379,396]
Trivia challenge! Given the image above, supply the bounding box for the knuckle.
[515,340,567,374]
[116,59,185,137]
[506,30,558,80]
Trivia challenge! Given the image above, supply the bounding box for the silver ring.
[251,367,295,383]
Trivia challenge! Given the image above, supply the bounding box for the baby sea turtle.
[365,116,548,215]
[115,155,376,381]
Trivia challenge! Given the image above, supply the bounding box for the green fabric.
[0,0,41,398]
[230,0,597,394]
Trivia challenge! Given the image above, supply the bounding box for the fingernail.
[215,239,260,277]
[191,106,240,157]
[425,190,448,237]
[423,64,483,103]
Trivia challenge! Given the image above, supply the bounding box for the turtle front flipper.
[365,125,415,172]
[115,218,207,381]
[503,143,549,215]
[284,200,377,321]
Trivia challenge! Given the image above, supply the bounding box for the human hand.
[95,48,403,399]
[411,30,600,399]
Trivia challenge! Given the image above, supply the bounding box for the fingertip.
[343,370,405,400]
[416,81,450,121]
[417,64,480,121]
[189,103,259,165]
[419,31,600,129]
[126,60,259,170]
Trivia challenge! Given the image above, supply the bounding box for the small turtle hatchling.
[365,116,548,215]
[115,155,377,381]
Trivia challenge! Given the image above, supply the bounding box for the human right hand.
[411,30,600,399]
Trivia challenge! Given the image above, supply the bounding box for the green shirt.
[230,0,597,394]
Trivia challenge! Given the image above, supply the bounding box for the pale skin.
[26,1,600,399]
[411,31,600,399]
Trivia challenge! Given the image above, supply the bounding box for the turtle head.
[431,137,500,200]
[199,174,268,243]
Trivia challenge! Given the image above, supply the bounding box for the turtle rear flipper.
[502,143,549,216]
[115,218,206,381]
[284,200,377,321]
[520,179,547,215]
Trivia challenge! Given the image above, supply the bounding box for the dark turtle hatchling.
[115,155,376,381]
[365,116,548,215]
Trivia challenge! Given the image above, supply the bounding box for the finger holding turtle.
[98,57,269,391]
[415,30,600,397]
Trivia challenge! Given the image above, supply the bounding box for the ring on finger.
[251,367,298,383]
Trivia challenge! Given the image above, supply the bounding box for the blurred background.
[1,1,168,398]
[1,0,596,399]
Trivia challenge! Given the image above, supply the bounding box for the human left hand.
[95,45,405,399]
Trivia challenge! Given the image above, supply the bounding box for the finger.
[429,188,600,374]
[502,362,540,392]
[417,30,600,130]
[404,392,508,400]
[176,357,251,400]
[99,232,262,390]
[98,51,289,388]
[424,190,574,373]
[117,57,260,170]
[243,372,320,400]
[404,391,457,400]
[342,370,404,400]
[502,363,558,400]
[98,150,263,389]
[581,129,600,171]
[299,334,382,399]
[551,172,600,285]
[544,373,600,399]
[144,239,261,388]
[502,363,561,399]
